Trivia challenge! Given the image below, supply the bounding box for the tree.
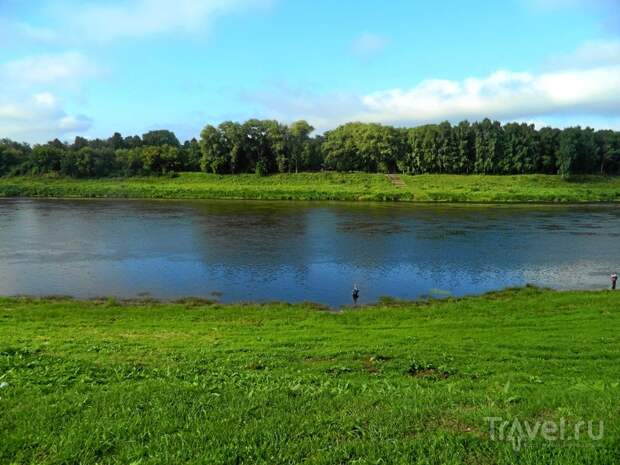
[361,124,403,173]
[474,119,504,174]
[538,127,560,174]
[399,127,425,174]
[323,123,365,171]
[289,120,314,173]
[576,128,599,174]
[115,148,145,176]
[200,125,230,174]
[142,130,180,147]
[265,121,289,174]
[61,147,115,178]
[453,121,475,174]
[502,123,540,174]
[557,127,581,178]
[27,145,63,175]
[49,138,66,150]
[597,130,620,175]
[219,122,245,174]
[0,145,21,176]
[142,145,183,175]
[183,138,202,172]
[419,125,441,173]
[242,119,277,176]
[108,132,125,150]
[323,123,402,172]
[72,136,89,151]
[435,122,458,173]
[304,135,325,171]
[0,119,617,178]
[124,135,143,149]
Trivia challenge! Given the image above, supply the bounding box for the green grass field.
[0,172,619,202]
[1,287,619,464]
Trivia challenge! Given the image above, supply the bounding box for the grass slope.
[1,287,619,464]
[0,173,619,202]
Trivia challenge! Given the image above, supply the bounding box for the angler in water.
[352,284,360,304]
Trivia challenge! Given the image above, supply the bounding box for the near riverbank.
[1,172,620,202]
[1,287,618,464]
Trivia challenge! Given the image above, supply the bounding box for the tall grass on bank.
[0,172,619,202]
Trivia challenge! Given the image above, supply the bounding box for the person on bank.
[352,284,360,304]
[612,273,618,290]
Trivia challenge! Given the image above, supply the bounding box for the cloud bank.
[246,40,620,131]
[0,93,92,142]
[359,66,620,125]
[526,0,620,31]
[57,0,270,43]
[0,0,265,141]
[1,52,103,89]
[0,53,101,142]
[0,0,271,141]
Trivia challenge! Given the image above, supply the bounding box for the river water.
[0,199,618,306]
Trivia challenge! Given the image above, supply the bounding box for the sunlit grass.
[0,172,619,202]
[1,287,619,464]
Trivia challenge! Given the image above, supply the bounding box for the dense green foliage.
[1,172,619,202]
[200,119,323,175]
[1,120,619,179]
[0,130,200,178]
[1,288,619,464]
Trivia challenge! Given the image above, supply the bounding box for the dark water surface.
[1,199,619,306]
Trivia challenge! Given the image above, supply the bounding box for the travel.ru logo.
[486,417,604,451]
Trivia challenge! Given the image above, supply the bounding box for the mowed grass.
[0,172,619,202]
[1,287,619,464]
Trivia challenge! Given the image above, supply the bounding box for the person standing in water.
[612,273,618,290]
[352,284,360,304]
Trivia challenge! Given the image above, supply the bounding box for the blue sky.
[1,0,619,143]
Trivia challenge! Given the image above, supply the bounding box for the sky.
[1,0,619,143]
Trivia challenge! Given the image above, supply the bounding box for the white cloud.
[0,52,101,142]
[359,66,620,125]
[525,0,620,31]
[0,0,265,141]
[349,33,389,59]
[55,0,270,42]
[245,50,620,131]
[0,19,59,46]
[0,92,92,142]
[240,84,364,129]
[0,52,103,90]
[545,39,620,69]
[0,0,269,45]
[33,92,57,107]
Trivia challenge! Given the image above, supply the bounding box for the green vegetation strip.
[1,287,619,464]
[1,172,620,202]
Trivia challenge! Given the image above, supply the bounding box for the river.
[1,199,618,305]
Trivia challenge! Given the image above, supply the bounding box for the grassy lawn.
[0,172,619,202]
[1,287,619,464]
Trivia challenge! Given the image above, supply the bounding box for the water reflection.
[0,199,618,305]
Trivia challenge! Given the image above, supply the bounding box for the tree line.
[1,119,619,178]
